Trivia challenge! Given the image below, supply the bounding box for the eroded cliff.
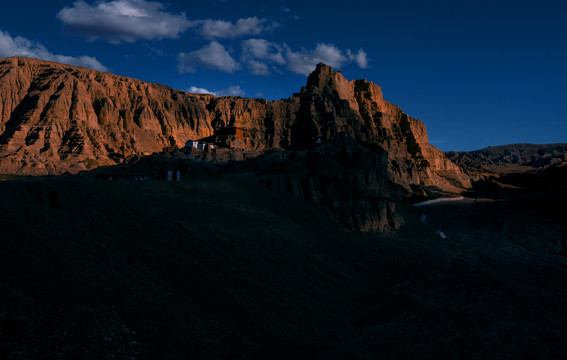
[0,57,469,196]
[0,57,214,174]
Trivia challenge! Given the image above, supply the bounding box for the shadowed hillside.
[1,171,567,359]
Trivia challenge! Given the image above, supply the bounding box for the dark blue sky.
[1,0,565,151]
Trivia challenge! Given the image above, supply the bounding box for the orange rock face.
[0,57,470,193]
[0,57,214,175]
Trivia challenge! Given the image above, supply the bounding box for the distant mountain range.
[446,143,567,179]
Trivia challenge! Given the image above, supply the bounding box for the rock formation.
[0,57,214,175]
[289,64,471,194]
[0,57,469,196]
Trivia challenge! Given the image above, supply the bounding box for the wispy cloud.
[217,85,245,96]
[186,85,245,97]
[238,40,369,76]
[177,41,240,73]
[241,39,285,75]
[57,1,279,46]
[191,17,278,40]
[53,1,368,78]
[347,49,368,69]
[57,0,192,43]
[0,29,107,71]
[284,43,368,75]
[280,5,300,20]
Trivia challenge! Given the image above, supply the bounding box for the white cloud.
[177,39,367,78]
[0,29,107,71]
[177,41,240,73]
[186,85,245,97]
[284,43,345,75]
[182,40,369,77]
[217,85,245,97]
[244,60,270,76]
[241,39,284,75]
[242,39,285,64]
[192,17,278,39]
[57,0,191,43]
[347,49,368,69]
[284,43,368,75]
[186,86,214,95]
[57,2,280,44]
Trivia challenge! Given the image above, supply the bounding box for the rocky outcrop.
[208,63,470,194]
[242,140,406,232]
[290,64,471,194]
[0,57,469,197]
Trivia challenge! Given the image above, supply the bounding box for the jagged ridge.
[0,56,470,195]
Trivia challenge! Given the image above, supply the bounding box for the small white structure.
[186,140,215,151]
[185,140,199,149]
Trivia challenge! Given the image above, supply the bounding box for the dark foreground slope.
[1,173,567,359]
[91,140,408,232]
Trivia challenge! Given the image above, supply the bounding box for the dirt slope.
[1,173,566,359]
